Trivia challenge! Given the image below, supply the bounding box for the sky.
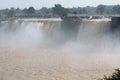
[0,0,120,9]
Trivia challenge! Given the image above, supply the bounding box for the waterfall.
[1,18,120,52]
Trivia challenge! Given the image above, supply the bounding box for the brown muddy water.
[0,18,120,80]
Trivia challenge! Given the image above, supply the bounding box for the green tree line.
[0,4,120,18]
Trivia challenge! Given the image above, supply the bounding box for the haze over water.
[0,17,120,80]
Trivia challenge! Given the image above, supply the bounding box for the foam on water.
[0,19,120,53]
[0,18,120,80]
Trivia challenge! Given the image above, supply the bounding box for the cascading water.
[0,19,62,47]
[1,18,120,80]
[0,18,119,52]
[0,20,43,47]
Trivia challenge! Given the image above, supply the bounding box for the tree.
[73,11,77,16]
[7,8,15,18]
[16,8,21,13]
[22,8,28,14]
[113,5,120,14]
[81,8,88,14]
[101,69,120,80]
[27,6,35,14]
[40,7,49,14]
[105,6,113,14]
[96,4,106,14]
[52,4,69,16]
[77,7,88,14]
[4,8,9,15]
